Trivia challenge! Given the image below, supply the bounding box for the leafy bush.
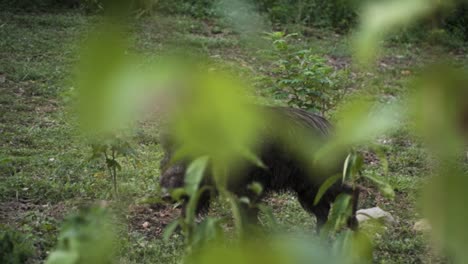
[255,0,358,29]
[442,2,468,41]
[0,227,34,264]
[261,32,348,114]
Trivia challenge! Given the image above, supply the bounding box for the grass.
[1,9,464,263]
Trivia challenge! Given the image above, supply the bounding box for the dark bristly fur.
[159,106,358,230]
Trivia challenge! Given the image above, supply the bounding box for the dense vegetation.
[2,0,468,263]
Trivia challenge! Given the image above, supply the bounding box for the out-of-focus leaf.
[225,192,243,237]
[333,230,373,264]
[215,0,268,43]
[371,145,389,175]
[407,64,468,263]
[335,99,402,146]
[247,182,263,196]
[314,174,341,206]
[323,194,352,235]
[239,147,266,169]
[410,64,468,158]
[187,236,345,264]
[363,174,395,200]
[163,220,180,241]
[185,186,212,230]
[170,188,188,201]
[184,156,210,197]
[76,23,131,135]
[355,0,439,63]
[169,73,263,172]
[76,24,170,137]
[257,204,278,228]
[238,196,251,205]
[45,250,79,264]
[46,207,115,264]
[422,165,468,264]
[342,154,353,182]
[191,218,224,249]
[316,99,401,166]
[342,152,364,183]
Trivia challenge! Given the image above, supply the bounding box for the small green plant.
[89,135,137,196]
[262,32,348,114]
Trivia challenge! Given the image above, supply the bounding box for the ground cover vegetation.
[2,0,468,263]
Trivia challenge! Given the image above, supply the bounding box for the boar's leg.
[238,200,260,234]
[342,184,359,230]
[180,189,213,219]
[297,188,331,232]
[298,185,359,232]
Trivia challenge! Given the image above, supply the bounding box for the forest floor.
[1,10,467,263]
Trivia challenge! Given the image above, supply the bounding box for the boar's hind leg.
[342,184,359,230]
[180,189,212,219]
[238,201,260,233]
[297,190,331,232]
[196,189,212,215]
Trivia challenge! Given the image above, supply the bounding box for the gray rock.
[356,207,396,224]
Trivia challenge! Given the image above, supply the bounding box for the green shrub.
[443,2,468,41]
[81,0,217,17]
[254,0,358,30]
[261,32,348,113]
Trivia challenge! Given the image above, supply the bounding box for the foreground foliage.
[2,0,468,263]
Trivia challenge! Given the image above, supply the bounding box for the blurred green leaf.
[247,182,263,196]
[187,236,346,264]
[163,220,180,241]
[170,188,188,202]
[342,152,364,183]
[410,64,468,157]
[169,73,263,173]
[371,145,389,176]
[323,194,352,235]
[239,147,266,169]
[184,156,210,197]
[363,173,395,200]
[355,0,438,63]
[46,206,115,264]
[76,23,131,135]
[333,230,373,264]
[335,99,402,146]
[45,250,79,264]
[422,166,468,264]
[314,174,341,206]
[191,218,224,248]
[257,204,278,228]
[315,99,401,169]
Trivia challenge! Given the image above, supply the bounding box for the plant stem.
[112,150,117,196]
